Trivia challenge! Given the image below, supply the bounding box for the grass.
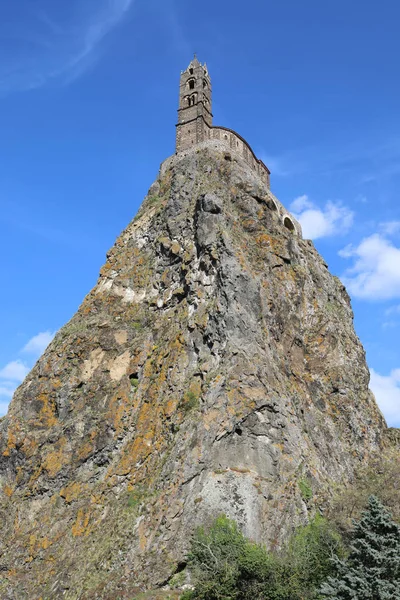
[299,478,313,501]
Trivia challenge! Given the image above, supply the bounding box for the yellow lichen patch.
[107,390,132,434]
[41,537,52,550]
[164,398,178,418]
[71,508,91,537]
[77,429,97,462]
[42,437,68,478]
[3,422,21,456]
[36,393,58,428]
[60,482,83,504]
[3,483,14,498]
[21,435,38,459]
[99,262,113,276]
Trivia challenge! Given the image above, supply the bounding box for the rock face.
[0,143,386,599]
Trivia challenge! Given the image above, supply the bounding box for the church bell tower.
[176,56,213,153]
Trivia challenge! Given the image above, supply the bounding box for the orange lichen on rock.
[42,437,68,478]
[71,508,91,537]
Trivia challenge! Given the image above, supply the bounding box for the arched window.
[203,79,208,88]
[189,68,194,75]
[187,96,191,107]
[283,216,295,232]
[189,79,195,90]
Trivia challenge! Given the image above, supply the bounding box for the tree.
[321,496,400,599]
[182,514,341,600]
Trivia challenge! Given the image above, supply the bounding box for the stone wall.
[212,126,270,188]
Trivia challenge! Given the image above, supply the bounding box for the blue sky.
[1,0,400,425]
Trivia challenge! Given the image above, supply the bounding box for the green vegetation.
[298,477,313,501]
[180,390,200,413]
[126,486,147,511]
[129,375,139,389]
[181,493,400,599]
[181,514,342,600]
[321,496,400,599]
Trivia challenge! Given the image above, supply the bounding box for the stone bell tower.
[176,56,213,153]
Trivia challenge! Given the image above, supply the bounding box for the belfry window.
[189,79,195,90]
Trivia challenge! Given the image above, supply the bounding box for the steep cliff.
[0,142,386,599]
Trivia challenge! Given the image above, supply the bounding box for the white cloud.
[290,195,354,240]
[22,331,55,356]
[370,368,400,427]
[380,221,400,236]
[0,0,133,94]
[0,329,56,414]
[0,360,29,383]
[385,304,400,316]
[0,381,17,416]
[0,385,15,398]
[339,234,400,300]
[290,194,312,212]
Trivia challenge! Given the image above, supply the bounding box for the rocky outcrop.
[0,142,386,599]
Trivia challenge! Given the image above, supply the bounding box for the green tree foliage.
[182,514,341,600]
[286,513,343,597]
[321,496,400,599]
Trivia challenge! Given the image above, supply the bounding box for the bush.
[285,512,344,597]
[183,514,341,600]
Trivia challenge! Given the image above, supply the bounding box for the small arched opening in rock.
[266,198,278,211]
[283,216,295,232]
[235,426,243,436]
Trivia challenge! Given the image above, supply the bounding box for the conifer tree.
[321,495,400,599]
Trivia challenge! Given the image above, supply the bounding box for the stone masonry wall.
[212,126,270,188]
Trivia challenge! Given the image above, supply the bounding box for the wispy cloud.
[22,331,55,355]
[380,221,400,236]
[0,0,133,94]
[290,195,354,240]
[0,360,29,382]
[0,330,57,415]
